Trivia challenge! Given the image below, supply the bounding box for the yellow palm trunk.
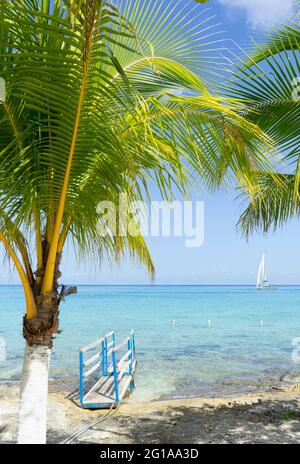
[0,231,37,319]
[41,6,97,295]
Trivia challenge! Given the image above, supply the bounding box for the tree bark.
[17,250,76,444]
[17,343,51,444]
[17,294,58,444]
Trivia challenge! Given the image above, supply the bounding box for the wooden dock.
[79,331,136,409]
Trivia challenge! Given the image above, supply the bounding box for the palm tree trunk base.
[17,343,51,444]
[23,295,60,348]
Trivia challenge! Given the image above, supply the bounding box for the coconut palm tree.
[225,22,300,235]
[0,0,272,443]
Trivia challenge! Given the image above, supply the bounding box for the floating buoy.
[171,320,176,325]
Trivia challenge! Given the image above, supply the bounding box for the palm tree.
[0,0,271,443]
[225,22,300,236]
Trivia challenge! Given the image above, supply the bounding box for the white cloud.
[217,0,294,28]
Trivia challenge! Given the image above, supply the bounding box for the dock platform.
[79,331,136,409]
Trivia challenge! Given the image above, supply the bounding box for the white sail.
[257,253,271,289]
[256,256,264,287]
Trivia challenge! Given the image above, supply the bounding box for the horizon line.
[0,283,300,287]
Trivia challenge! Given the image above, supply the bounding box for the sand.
[1,383,300,444]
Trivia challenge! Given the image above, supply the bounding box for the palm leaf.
[0,0,274,296]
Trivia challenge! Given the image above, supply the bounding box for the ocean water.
[1,285,300,401]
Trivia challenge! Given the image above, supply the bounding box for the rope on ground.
[60,402,121,444]
[65,388,79,400]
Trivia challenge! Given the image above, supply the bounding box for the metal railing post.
[131,330,135,357]
[112,350,120,403]
[101,340,105,376]
[104,337,108,375]
[79,351,84,405]
[128,338,133,376]
[128,337,133,393]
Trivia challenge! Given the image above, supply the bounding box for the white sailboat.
[256,253,272,289]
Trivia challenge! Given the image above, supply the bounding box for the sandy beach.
[1,383,300,444]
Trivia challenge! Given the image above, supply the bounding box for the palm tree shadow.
[44,397,300,444]
[90,398,300,444]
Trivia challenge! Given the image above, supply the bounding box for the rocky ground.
[1,383,300,444]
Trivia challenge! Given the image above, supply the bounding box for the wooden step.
[82,375,132,408]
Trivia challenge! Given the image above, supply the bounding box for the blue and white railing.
[111,331,136,403]
[79,331,115,405]
[79,330,135,407]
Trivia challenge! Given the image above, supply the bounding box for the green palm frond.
[0,0,274,286]
[237,173,298,237]
[226,24,300,158]
[225,22,300,236]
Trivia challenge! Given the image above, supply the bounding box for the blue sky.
[1,0,299,285]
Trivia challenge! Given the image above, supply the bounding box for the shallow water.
[1,285,300,401]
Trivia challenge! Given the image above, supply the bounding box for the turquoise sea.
[1,285,300,400]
